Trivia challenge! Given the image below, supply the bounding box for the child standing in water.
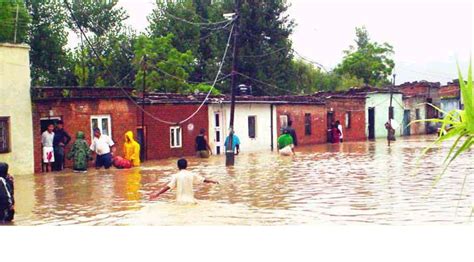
[149,158,218,204]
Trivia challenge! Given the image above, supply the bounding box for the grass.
[411,61,473,216]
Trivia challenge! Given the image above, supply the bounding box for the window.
[248,116,256,138]
[304,113,312,136]
[345,111,352,129]
[91,115,112,139]
[214,113,220,127]
[415,109,421,120]
[0,117,10,153]
[389,106,394,120]
[170,126,182,148]
[279,115,288,129]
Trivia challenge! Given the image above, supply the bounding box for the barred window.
[0,117,10,153]
[248,116,256,138]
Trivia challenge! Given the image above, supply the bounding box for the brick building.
[31,87,137,173]
[276,101,327,146]
[396,81,441,134]
[439,80,462,118]
[138,93,210,160]
[313,92,367,142]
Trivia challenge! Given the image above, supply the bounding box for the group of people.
[195,128,240,158]
[329,120,344,144]
[40,121,71,172]
[41,121,141,173]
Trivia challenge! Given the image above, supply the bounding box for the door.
[327,111,334,142]
[403,110,411,136]
[214,111,223,154]
[40,117,61,134]
[368,107,375,140]
[40,117,61,172]
[137,127,146,161]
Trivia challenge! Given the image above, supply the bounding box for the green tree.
[148,0,230,85]
[66,0,134,86]
[26,0,76,86]
[288,59,364,94]
[0,0,30,43]
[335,26,395,86]
[148,0,296,95]
[66,0,128,37]
[133,34,196,93]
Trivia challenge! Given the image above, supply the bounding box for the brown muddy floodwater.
[10,135,474,225]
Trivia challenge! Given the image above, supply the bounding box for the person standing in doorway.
[52,120,71,171]
[41,123,55,172]
[195,128,212,158]
[90,128,116,170]
[285,120,298,147]
[335,120,343,143]
[224,131,240,155]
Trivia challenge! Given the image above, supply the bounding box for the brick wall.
[139,104,209,160]
[276,104,327,145]
[326,98,366,141]
[398,85,429,97]
[439,84,460,98]
[32,98,137,173]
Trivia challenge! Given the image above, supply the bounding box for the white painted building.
[207,102,278,155]
[365,91,404,139]
[0,43,34,175]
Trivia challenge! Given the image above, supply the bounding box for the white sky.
[68,0,473,85]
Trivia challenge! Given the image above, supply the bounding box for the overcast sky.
[69,0,473,85]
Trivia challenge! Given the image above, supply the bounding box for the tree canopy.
[335,26,395,86]
[0,0,30,43]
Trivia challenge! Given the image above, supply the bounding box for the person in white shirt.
[149,158,218,204]
[41,124,55,172]
[90,128,116,169]
[336,120,343,143]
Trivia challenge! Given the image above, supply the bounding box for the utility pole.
[141,55,147,161]
[225,0,240,166]
[13,4,19,43]
[388,74,396,146]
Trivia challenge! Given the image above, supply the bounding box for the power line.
[178,23,235,124]
[162,11,231,27]
[149,64,232,85]
[239,47,289,58]
[63,0,234,125]
[236,72,301,95]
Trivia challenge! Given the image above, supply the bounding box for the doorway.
[40,117,61,134]
[368,107,375,140]
[327,111,334,142]
[137,126,146,162]
[403,110,411,136]
[40,117,61,172]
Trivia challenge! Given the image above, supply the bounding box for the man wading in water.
[149,158,218,204]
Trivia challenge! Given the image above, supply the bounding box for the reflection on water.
[11,135,474,225]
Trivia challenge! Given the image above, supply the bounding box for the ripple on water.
[10,135,474,225]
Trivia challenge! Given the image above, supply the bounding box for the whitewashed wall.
[208,103,277,154]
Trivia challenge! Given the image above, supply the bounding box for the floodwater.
[10,135,473,225]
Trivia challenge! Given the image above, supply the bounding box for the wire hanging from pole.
[63,0,235,125]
